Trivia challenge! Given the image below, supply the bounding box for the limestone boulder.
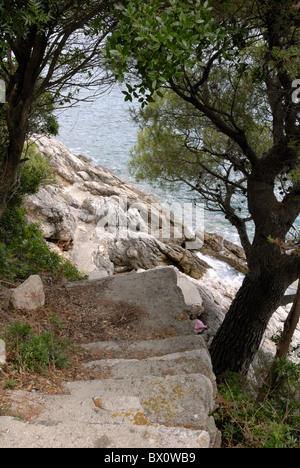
[25,135,252,283]
[162,243,211,279]
[107,236,210,279]
[11,275,45,311]
[25,186,76,248]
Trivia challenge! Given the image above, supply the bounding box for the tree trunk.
[0,83,31,219]
[275,280,300,360]
[209,165,300,381]
[256,280,300,401]
[0,30,42,220]
[209,272,288,381]
[0,129,27,218]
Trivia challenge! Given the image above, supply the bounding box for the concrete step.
[0,333,221,448]
[81,335,216,389]
[39,374,215,428]
[0,416,210,448]
[82,334,206,360]
[84,349,215,388]
[0,373,219,448]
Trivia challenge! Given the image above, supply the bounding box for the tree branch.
[280,294,296,306]
[169,78,259,168]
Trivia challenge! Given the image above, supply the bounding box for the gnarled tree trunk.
[209,148,300,381]
[209,270,290,380]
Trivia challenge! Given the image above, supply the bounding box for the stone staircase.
[0,336,219,448]
[0,268,221,448]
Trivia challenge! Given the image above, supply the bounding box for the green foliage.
[0,0,85,39]
[216,364,300,448]
[3,378,19,390]
[3,321,74,374]
[0,91,59,183]
[17,144,56,199]
[106,0,237,106]
[0,205,86,282]
[29,92,60,137]
[0,143,55,211]
[0,0,114,94]
[0,143,86,282]
[106,0,300,107]
[0,0,117,222]
[129,91,201,187]
[128,86,270,212]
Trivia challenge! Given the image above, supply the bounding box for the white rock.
[274,306,288,322]
[11,275,45,311]
[176,272,203,307]
[25,135,209,278]
[0,339,5,365]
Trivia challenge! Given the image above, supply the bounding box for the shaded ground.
[1,277,178,344]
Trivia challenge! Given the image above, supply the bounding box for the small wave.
[196,251,244,284]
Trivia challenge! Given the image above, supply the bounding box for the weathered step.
[82,335,216,391]
[82,334,206,360]
[0,373,220,448]
[0,417,210,448]
[66,267,200,338]
[84,349,215,389]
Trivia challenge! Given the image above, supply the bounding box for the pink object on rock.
[195,319,207,334]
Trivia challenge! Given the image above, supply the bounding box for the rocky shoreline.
[24,134,299,362]
[25,134,247,280]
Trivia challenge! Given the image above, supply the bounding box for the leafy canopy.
[106,0,240,106]
[0,0,117,218]
[0,0,116,106]
[107,0,300,252]
[128,51,275,216]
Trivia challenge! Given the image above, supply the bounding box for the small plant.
[3,378,19,390]
[3,321,74,375]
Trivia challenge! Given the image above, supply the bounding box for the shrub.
[0,143,87,282]
[215,364,300,448]
[19,144,57,195]
[0,104,85,282]
[3,321,73,375]
[5,143,57,209]
[0,205,86,282]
